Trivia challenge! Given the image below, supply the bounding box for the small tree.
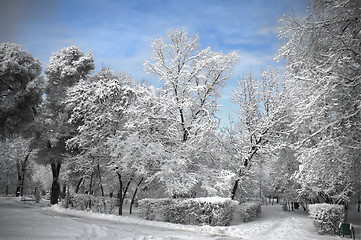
[0,137,35,196]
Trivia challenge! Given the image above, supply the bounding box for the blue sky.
[0,0,308,126]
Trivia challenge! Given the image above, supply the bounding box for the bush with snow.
[308,203,344,235]
[138,198,174,221]
[69,194,116,214]
[238,202,262,222]
[138,197,238,226]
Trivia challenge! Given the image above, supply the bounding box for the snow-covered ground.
[0,197,359,240]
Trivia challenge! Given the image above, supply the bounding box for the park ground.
[0,197,359,240]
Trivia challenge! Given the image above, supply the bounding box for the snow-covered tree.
[277,0,361,203]
[34,46,94,204]
[0,43,44,140]
[143,28,239,197]
[230,68,283,200]
[66,68,134,152]
[0,137,35,196]
[145,28,239,143]
[267,148,299,203]
[66,67,136,214]
[31,163,52,194]
[0,139,18,195]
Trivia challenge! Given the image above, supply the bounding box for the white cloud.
[258,26,279,36]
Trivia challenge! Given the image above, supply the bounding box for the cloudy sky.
[0,0,308,126]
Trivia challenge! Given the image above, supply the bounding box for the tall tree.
[0,43,44,140]
[143,28,239,197]
[65,67,135,214]
[34,46,94,204]
[277,0,361,203]
[230,68,282,200]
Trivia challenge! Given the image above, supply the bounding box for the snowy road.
[0,201,233,240]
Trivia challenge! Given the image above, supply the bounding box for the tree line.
[0,0,359,214]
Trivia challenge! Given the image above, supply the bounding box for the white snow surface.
[0,197,360,240]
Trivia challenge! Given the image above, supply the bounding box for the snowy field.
[0,197,359,240]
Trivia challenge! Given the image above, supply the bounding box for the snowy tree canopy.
[34,46,95,164]
[65,68,136,177]
[277,0,361,203]
[0,43,44,140]
[145,28,239,143]
[33,46,95,204]
[114,28,240,197]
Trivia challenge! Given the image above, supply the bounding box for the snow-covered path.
[0,197,359,240]
[224,204,346,240]
[0,199,229,240]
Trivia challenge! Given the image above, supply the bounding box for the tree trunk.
[61,183,66,199]
[123,177,133,200]
[130,177,143,214]
[231,133,266,200]
[50,162,61,205]
[16,153,30,197]
[116,172,134,215]
[117,172,123,215]
[97,164,104,197]
[230,179,239,200]
[87,172,94,209]
[19,154,29,196]
[16,162,22,197]
[75,177,84,193]
[89,172,94,195]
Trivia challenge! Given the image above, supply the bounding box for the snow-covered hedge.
[309,203,344,235]
[70,194,116,214]
[138,198,173,221]
[239,202,262,222]
[138,197,238,226]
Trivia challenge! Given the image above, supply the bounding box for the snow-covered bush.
[309,203,344,235]
[139,197,238,226]
[239,202,262,222]
[138,198,174,221]
[70,194,116,214]
[166,197,237,226]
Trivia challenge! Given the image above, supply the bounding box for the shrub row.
[69,194,117,214]
[138,197,238,226]
[238,202,262,222]
[309,203,344,235]
[138,198,173,221]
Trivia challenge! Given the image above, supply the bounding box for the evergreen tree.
[0,43,44,140]
[34,46,94,204]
